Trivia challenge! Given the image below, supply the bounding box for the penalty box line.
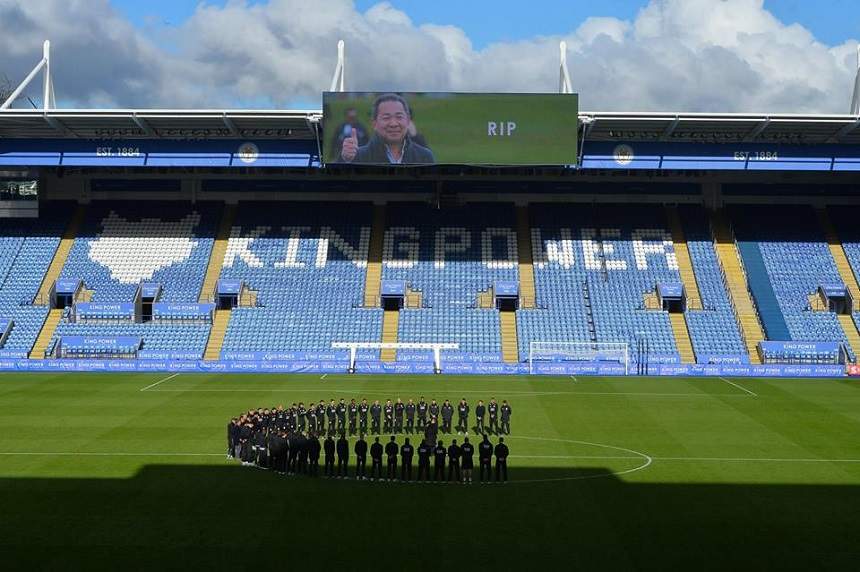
[139,373,180,392]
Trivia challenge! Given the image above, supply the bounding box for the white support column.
[349,346,357,373]
[329,40,345,92]
[851,45,860,116]
[433,347,441,374]
[43,40,52,110]
[558,41,573,94]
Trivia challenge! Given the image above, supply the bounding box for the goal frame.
[528,341,629,375]
[331,342,459,374]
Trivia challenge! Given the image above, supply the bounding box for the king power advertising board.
[323,92,579,166]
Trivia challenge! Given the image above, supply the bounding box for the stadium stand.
[218,201,382,359]
[730,204,853,361]
[519,204,682,364]
[0,204,68,358]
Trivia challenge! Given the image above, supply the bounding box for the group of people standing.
[227,396,513,483]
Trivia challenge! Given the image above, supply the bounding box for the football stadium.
[1,30,860,569]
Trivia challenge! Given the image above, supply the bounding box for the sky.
[0,0,858,112]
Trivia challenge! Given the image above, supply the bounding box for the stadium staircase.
[199,204,236,303]
[516,206,536,308]
[711,211,765,364]
[364,205,386,307]
[204,308,231,361]
[29,205,86,359]
[381,309,399,361]
[499,310,519,363]
[35,204,86,302]
[669,312,695,363]
[29,309,63,359]
[735,241,791,340]
[665,207,702,309]
[837,314,860,361]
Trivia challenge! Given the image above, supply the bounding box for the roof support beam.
[743,118,770,142]
[659,115,680,141]
[132,113,156,137]
[43,114,71,136]
[559,41,573,94]
[329,40,345,92]
[222,114,240,137]
[829,118,860,143]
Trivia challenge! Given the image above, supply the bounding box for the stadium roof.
[0,108,860,144]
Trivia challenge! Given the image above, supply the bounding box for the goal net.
[331,342,459,374]
[528,342,629,375]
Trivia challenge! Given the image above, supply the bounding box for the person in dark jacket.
[488,398,499,434]
[385,435,399,480]
[359,398,370,435]
[441,400,454,434]
[400,437,414,481]
[336,398,347,435]
[417,439,432,482]
[434,440,447,482]
[336,434,350,478]
[326,400,338,437]
[370,400,382,435]
[394,398,405,433]
[447,439,462,483]
[500,400,512,435]
[370,437,384,480]
[323,435,335,477]
[383,400,394,434]
[425,416,439,452]
[348,399,358,436]
[479,434,493,483]
[457,399,469,434]
[405,399,416,434]
[338,93,435,165]
[417,397,428,430]
[475,400,486,434]
[494,436,509,482]
[460,436,474,483]
[308,433,321,477]
[355,434,368,479]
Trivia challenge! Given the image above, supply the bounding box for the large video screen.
[323,92,578,166]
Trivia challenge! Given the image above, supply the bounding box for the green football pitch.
[2,373,859,570]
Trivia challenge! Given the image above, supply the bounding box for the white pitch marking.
[320,374,327,380]
[145,388,745,398]
[139,373,180,392]
[719,376,758,397]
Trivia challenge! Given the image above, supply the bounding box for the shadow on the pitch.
[2,463,859,570]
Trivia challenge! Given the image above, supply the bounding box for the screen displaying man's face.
[373,100,410,146]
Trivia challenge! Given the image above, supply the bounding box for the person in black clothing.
[383,400,394,434]
[286,431,298,473]
[370,436,383,480]
[307,405,318,435]
[297,402,306,432]
[336,434,350,478]
[326,400,337,437]
[405,399,416,434]
[494,436,509,482]
[370,400,382,435]
[254,426,269,469]
[308,433,321,476]
[239,422,253,465]
[441,400,454,434]
[354,435,368,479]
[434,440,447,482]
[227,418,237,458]
[425,416,439,452]
[394,398,405,433]
[417,397,428,430]
[457,399,469,434]
[417,439,432,482]
[348,399,358,436]
[359,399,369,435]
[460,436,474,483]
[336,398,347,435]
[475,400,486,434]
[323,435,335,477]
[478,434,493,483]
[400,437,414,481]
[488,398,499,434]
[269,430,285,474]
[385,435,399,480]
[447,439,462,483]
[298,432,310,474]
[500,400,512,435]
[316,401,326,436]
[429,399,440,421]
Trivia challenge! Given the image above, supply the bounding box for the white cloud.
[0,0,857,113]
